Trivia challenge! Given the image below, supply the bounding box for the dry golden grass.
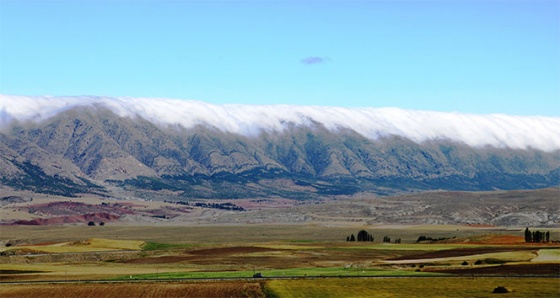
[0,238,144,253]
[3,224,526,245]
[267,277,560,298]
[531,249,560,262]
[86,238,144,250]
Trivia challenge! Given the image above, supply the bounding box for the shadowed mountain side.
[0,107,558,198]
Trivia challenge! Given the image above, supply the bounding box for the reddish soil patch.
[9,201,141,225]
[428,263,560,276]
[8,200,193,225]
[388,247,537,261]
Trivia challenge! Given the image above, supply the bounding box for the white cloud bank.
[1,95,559,152]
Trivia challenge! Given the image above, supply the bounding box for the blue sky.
[0,0,558,116]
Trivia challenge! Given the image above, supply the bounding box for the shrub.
[492,286,510,293]
[417,236,427,242]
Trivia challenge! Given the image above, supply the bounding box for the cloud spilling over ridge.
[1,95,559,152]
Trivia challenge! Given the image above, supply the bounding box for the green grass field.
[117,267,440,280]
[141,242,194,251]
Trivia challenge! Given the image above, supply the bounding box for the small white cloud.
[300,56,330,65]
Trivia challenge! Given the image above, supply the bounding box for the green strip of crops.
[141,242,193,251]
[115,267,440,280]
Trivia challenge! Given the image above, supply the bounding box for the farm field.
[1,224,559,297]
[2,223,549,244]
[0,281,267,298]
[267,277,560,298]
[1,277,559,298]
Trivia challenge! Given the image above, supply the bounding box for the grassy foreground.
[2,224,559,297]
[2,277,558,298]
[267,277,560,298]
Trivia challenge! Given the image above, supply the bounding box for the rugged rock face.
[0,107,558,198]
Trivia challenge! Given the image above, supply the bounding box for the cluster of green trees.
[346,230,374,242]
[524,227,550,243]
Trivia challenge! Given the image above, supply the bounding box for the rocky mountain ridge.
[1,106,558,199]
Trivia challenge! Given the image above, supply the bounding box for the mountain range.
[1,95,559,200]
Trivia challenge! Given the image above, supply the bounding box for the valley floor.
[1,224,559,297]
[1,187,559,297]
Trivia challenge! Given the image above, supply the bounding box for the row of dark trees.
[382,236,401,243]
[345,228,553,245]
[524,227,550,243]
[416,236,455,243]
[193,202,245,211]
[163,200,245,211]
[346,230,401,243]
[87,221,105,226]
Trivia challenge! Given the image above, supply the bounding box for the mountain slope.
[0,96,559,199]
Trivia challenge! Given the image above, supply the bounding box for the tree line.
[416,236,455,243]
[346,230,400,243]
[524,227,550,243]
[164,200,245,211]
